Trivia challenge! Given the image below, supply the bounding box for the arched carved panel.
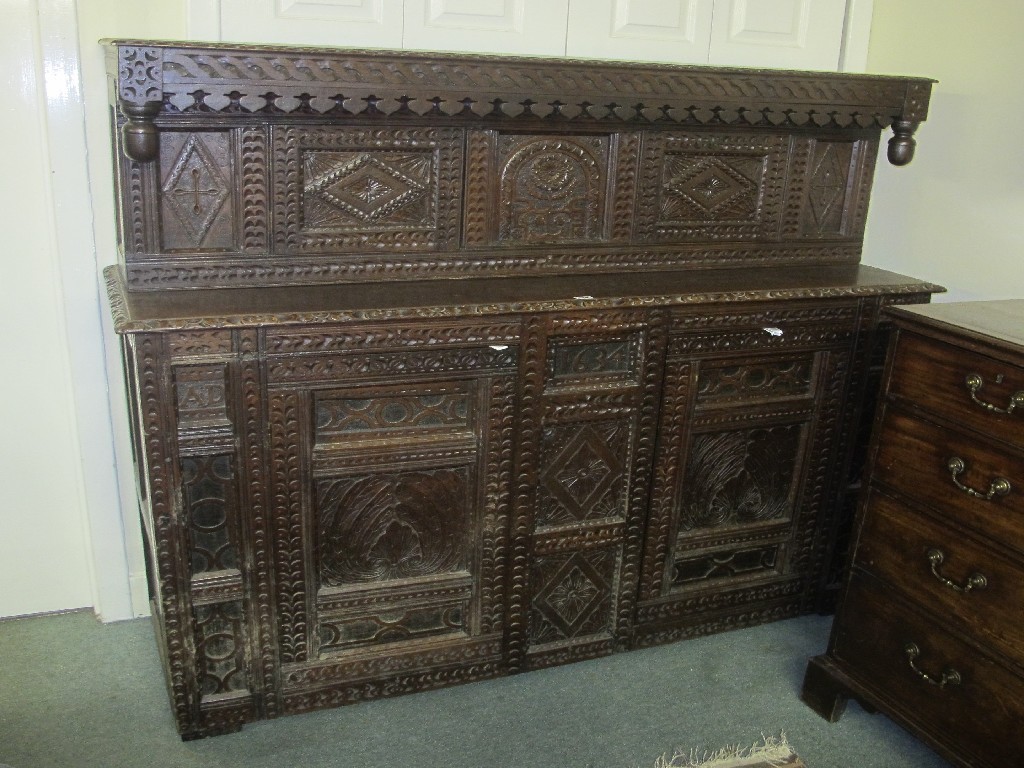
[498,135,609,245]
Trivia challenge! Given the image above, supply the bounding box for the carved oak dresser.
[802,300,1024,768]
[103,40,941,738]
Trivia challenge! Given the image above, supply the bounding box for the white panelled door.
[204,0,864,71]
[708,0,848,70]
[217,0,405,48]
[565,0,714,63]
[404,0,571,55]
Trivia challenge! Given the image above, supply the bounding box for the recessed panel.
[273,126,463,254]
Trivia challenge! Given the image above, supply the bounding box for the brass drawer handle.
[947,457,1012,500]
[965,373,1024,415]
[927,548,988,593]
[904,642,962,689]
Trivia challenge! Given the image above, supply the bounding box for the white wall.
[0,0,186,621]
[863,1,1024,301]
[0,0,95,617]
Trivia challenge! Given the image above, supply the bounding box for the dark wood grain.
[103,40,941,739]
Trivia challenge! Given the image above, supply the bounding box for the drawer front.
[855,490,1024,665]
[834,573,1024,767]
[873,407,1024,554]
[888,331,1024,449]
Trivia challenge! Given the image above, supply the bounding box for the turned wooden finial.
[887,119,920,166]
[120,101,161,163]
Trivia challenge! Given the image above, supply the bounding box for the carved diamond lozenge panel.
[159,132,235,251]
[316,469,470,587]
[802,141,855,236]
[679,425,803,533]
[637,132,786,242]
[530,549,616,645]
[275,127,463,253]
[538,421,630,527]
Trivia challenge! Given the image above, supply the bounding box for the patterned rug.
[651,734,805,768]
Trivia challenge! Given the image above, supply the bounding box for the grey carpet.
[0,612,949,768]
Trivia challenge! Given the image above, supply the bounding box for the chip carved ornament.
[111,41,930,166]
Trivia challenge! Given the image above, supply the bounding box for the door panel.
[403,0,571,55]
[709,0,847,70]
[566,0,714,63]
[218,0,404,47]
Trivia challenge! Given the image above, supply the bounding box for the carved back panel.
[107,41,931,290]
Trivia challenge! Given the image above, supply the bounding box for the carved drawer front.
[854,490,1024,666]
[521,315,661,669]
[873,407,1024,555]
[263,338,517,710]
[833,573,1024,768]
[637,304,860,641]
[888,331,1024,450]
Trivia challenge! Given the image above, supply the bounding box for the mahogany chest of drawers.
[802,300,1024,768]
[103,40,940,738]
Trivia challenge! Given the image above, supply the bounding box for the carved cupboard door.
[635,301,862,645]
[511,311,666,670]
[260,320,520,714]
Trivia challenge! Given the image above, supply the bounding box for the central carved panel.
[498,135,609,245]
[679,425,803,533]
[274,126,463,253]
[538,421,629,527]
[303,151,431,227]
[316,469,469,587]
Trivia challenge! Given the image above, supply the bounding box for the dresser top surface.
[106,263,942,333]
[888,299,1024,349]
